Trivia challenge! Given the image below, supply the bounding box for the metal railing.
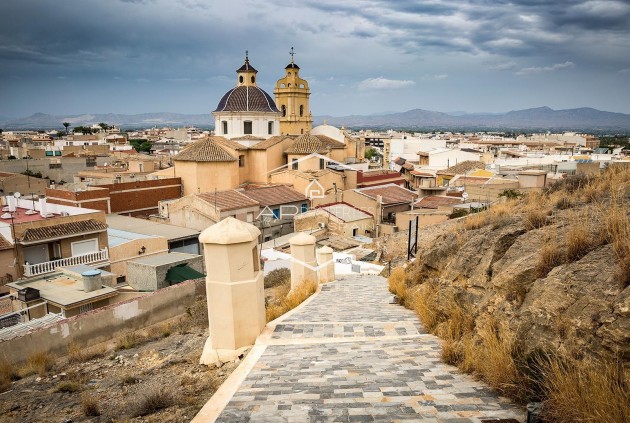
[23,248,109,277]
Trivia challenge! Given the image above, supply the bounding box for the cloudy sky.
[1,0,630,118]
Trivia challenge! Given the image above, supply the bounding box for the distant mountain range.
[1,107,630,132]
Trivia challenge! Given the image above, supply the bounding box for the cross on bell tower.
[289,47,295,64]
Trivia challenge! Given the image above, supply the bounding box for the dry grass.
[606,200,630,287]
[115,330,141,351]
[54,380,82,393]
[566,215,597,262]
[407,281,444,333]
[536,232,565,278]
[81,393,101,417]
[266,279,318,322]
[387,267,407,300]
[66,342,106,364]
[540,357,630,423]
[0,357,19,392]
[463,213,487,231]
[19,351,55,377]
[120,374,139,386]
[524,208,548,230]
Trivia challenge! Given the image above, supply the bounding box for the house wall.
[342,190,378,216]
[108,237,169,279]
[396,210,450,229]
[47,187,111,212]
[175,161,239,196]
[0,173,48,196]
[0,249,16,293]
[0,279,205,365]
[0,157,109,183]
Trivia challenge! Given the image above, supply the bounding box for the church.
[172,50,365,196]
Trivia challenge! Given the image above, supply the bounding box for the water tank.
[81,270,102,293]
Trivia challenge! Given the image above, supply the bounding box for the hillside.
[391,164,630,422]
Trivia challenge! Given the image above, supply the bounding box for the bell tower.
[274,47,312,135]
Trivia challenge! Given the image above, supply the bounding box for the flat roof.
[7,273,117,308]
[319,203,372,222]
[129,251,200,266]
[108,228,158,247]
[106,214,199,242]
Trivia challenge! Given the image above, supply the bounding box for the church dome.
[214,86,280,113]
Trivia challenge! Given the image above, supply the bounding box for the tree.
[62,122,70,134]
[98,122,110,131]
[364,147,378,161]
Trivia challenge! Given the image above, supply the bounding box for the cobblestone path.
[201,274,525,422]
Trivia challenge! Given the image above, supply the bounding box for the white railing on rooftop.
[23,248,109,277]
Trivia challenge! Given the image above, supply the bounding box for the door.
[71,238,99,256]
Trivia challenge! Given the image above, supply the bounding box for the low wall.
[0,278,206,365]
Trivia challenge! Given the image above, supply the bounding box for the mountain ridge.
[1,106,629,131]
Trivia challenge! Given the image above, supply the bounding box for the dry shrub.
[147,322,172,339]
[19,351,55,377]
[130,384,177,417]
[606,200,630,287]
[524,208,548,230]
[0,357,18,392]
[266,279,318,322]
[554,193,574,210]
[387,267,407,300]
[487,201,517,229]
[540,357,630,423]
[121,374,139,386]
[264,267,290,289]
[54,380,82,393]
[184,296,209,328]
[81,393,100,417]
[116,330,141,351]
[463,213,487,231]
[66,342,105,364]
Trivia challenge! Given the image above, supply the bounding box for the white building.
[212,53,281,141]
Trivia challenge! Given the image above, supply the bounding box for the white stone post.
[316,246,335,283]
[198,217,266,366]
[289,232,318,291]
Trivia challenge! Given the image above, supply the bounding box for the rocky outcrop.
[407,208,630,362]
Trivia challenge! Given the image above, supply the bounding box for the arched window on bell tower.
[282,105,286,117]
[300,105,304,117]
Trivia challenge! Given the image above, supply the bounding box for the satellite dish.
[13,192,21,198]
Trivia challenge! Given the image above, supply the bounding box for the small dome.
[214,86,280,113]
[285,62,300,70]
[199,217,261,245]
[289,232,316,246]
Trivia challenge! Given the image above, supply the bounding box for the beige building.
[274,50,312,135]
[107,229,169,282]
[295,202,374,237]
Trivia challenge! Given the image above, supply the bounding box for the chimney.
[81,270,102,293]
[39,195,47,218]
[7,194,16,212]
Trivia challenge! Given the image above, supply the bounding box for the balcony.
[23,248,109,278]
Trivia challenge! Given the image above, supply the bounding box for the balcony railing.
[23,248,109,278]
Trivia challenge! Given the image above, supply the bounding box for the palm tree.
[62,122,70,134]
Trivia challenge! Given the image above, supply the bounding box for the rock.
[35,377,41,382]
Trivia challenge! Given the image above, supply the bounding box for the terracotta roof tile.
[213,137,249,151]
[173,137,237,162]
[356,184,418,205]
[197,190,259,211]
[20,219,108,243]
[0,233,12,251]
[437,160,485,175]
[415,196,462,209]
[249,136,293,150]
[285,133,345,155]
[239,185,307,206]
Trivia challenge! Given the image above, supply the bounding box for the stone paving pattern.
[216,274,525,422]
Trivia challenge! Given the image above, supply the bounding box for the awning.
[165,264,205,283]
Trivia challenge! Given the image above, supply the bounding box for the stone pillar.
[198,217,265,366]
[289,232,318,291]
[316,246,335,283]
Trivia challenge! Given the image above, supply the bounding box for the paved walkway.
[195,274,525,422]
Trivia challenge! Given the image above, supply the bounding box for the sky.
[1,0,630,118]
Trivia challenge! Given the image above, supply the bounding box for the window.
[246,212,254,223]
[272,208,280,219]
[301,203,308,213]
[243,121,252,134]
[292,158,298,170]
[71,238,98,256]
[352,228,359,237]
[319,158,326,169]
[281,105,286,117]
[251,76,255,83]
[222,121,228,135]
[301,129,304,134]
[299,105,304,117]
[268,121,273,135]
[239,75,244,83]
[239,155,245,167]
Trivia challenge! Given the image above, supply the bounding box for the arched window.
[251,76,255,83]
[268,121,273,134]
[222,121,228,135]
[299,105,304,117]
[281,105,286,117]
[239,76,244,84]
[299,84,305,88]
[281,83,286,88]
